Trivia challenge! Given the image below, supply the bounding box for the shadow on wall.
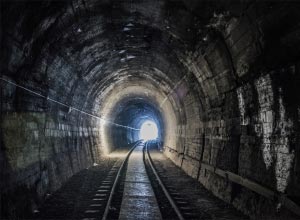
[0,111,99,219]
[0,113,47,218]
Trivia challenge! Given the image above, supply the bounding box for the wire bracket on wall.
[0,77,140,130]
[159,75,187,108]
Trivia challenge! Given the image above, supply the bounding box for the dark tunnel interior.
[1,0,300,219]
[109,98,164,150]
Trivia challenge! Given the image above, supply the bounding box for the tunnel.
[1,0,300,219]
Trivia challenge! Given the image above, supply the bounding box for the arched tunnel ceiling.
[2,0,220,97]
[97,78,177,151]
[2,0,215,144]
[2,0,300,132]
[3,0,300,151]
[10,2,197,111]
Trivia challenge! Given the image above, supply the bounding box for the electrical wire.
[0,77,140,130]
[159,75,186,108]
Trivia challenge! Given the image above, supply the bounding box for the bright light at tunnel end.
[139,120,158,141]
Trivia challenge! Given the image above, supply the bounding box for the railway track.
[78,141,140,220]
[144,141,205,220]
[145,141,247,220]
[78,140,205,220]
[34,140,245,220]
[76,140,245,220]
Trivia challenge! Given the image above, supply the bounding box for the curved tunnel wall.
[98,78,178,154]
[1,1,300,219]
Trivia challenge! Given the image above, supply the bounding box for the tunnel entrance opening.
[139,120,158,141]
[106,98,165,152]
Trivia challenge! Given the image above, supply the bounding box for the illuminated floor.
[119,142,162,220]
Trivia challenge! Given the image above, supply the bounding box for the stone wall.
[1,79,101,218]
[163,2,300,218]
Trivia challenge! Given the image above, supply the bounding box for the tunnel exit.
[139,120,158,141]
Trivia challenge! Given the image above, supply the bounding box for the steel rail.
[145,141,185,220]
[101,141,141,220]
